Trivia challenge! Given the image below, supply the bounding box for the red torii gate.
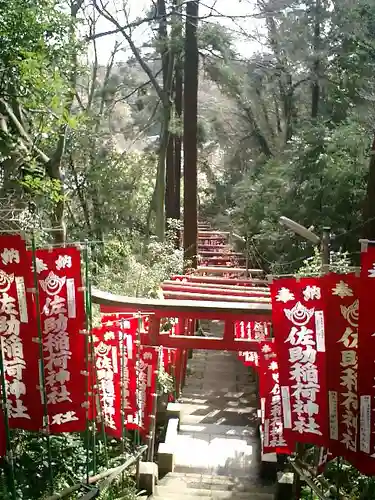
[94,225,270,394]
[92,287,271,352]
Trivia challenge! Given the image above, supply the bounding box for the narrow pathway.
[153,321,274,499]
[174,320,261,477]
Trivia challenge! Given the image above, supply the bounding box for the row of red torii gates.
[92,222,271,368]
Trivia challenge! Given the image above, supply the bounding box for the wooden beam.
[198,237,227,241]
[198,231,230,236]
[142,334,263,351]
[200,259,246,265]
[92,287,271,321]
[196,266,264,275]
[199,251,245,257]
[163,280,270,294]
[171,275,269,286]
[161,283,270,297]
[200,257,246,262]
[162,290,270,303]
[198,246,232,252]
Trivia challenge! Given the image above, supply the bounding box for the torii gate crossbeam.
[92,288,271,351]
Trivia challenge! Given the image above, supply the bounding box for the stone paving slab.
[155,485,272,498]
[179,423,255,437]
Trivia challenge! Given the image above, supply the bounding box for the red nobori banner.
[161,347,175,374]
[258,340,277,421]
[93,317,139,438]
[36,247,86,432]
[93,326,121,438]
[139,347,158,437]
[121,318,138,431]
[358,243,375,469]
[323,273,359,461]
[101,313,149,347]
[270,277,328,447]
[127,345,158,435]
[0,235,42,430]
[235,321,270,368]
[258,341,289,454]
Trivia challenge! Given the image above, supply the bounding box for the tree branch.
[94,0,168,107]
[0,98,50,164]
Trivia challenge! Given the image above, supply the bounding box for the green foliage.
[296,247,352,276]
[324,459,375,499]
[0,0,71,98]
[0,431,138,500]
[199,24,235,59]
[227,118,368,272]
[0,0,82,231]
[20,175,64,203]
[92,227,183,304]
[157,365,174,396]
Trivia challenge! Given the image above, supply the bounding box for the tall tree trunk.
[166,1,183,240]
[154,0,168,241]
[273,94,282,134]
[155,108,171,241]
[362,131,375,239]
[164,0,175,232]
[311,0,321,119]
[174,54,182,222]
[69,155,92,234]
[155,0,175,241]
[165,130,175,227]
[46,0,84,243]
[183,0,199,269]
[46,133,67,244]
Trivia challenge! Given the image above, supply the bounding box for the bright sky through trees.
[90,0,265,63]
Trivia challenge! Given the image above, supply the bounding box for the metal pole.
[148,391,158,462]
[318,227,331,496]
[147,348,160,462]
[31,233,54,494]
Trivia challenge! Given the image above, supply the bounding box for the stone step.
[179,398,257,407]
[180,390,257,397]
[180,393,257,401]
[161,472,274,493]
[153,494,273,500]
[178,423,258,437]
[183,383,254,390]
[182,384,256,391]
[154,485,273,499]
[152,492,273,499]
[184,376,255,382]
[185,368,253,375]
[182,386,256,391]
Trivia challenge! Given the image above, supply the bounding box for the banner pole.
[31,233,54,494]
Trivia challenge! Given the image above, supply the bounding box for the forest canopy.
[1,0,375,278]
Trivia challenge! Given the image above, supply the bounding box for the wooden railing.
[46,445,148,500]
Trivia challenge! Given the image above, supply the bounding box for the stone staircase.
[153,472,274,499]
[152,321,275,499]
